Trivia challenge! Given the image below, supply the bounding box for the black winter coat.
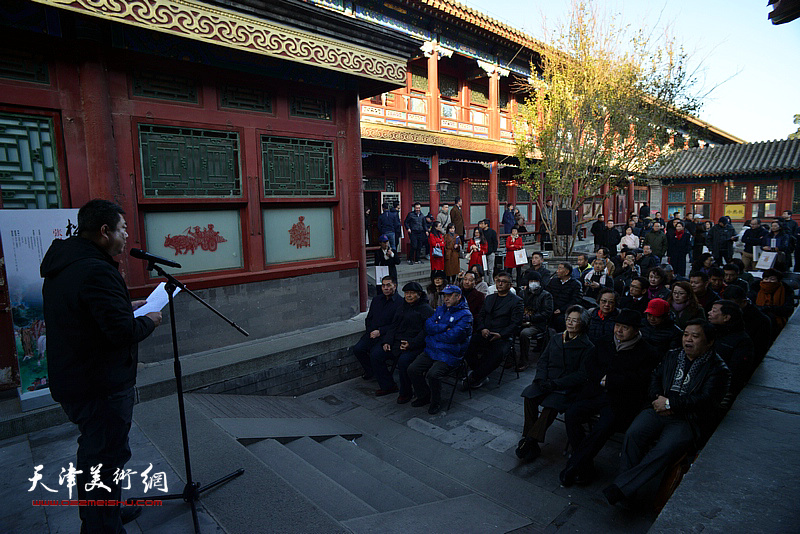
[384,298,435,354]
[640,317,682,361]
[41,237,156,403]
[714,323,754,397]
[365,292,403,336]
[587,308,619,344]
[522,288,554,326]
[522,332,594,411]
[477,293,524,339]
[649,349,730,443]
[546,277,583,314]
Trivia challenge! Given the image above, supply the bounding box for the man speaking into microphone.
[41,199,162,533]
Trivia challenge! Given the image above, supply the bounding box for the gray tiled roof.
[650,138,800,180]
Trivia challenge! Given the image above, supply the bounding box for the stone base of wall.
[138,268,359,364]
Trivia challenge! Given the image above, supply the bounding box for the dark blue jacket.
[365,292,403,336]
[424,297,472,365]
[404,210,429,233]
[378,210,401,235]
[502,209,516,234]
[761,231,790,252]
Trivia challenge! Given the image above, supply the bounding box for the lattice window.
[0,48,48,85]
[499,91,510,110]
[411,66,428,91]
[471,182,488,202]
[138,124,241,198]
[439,181,459,203]
[412,180,429,203]
[439,74,459,99]
[262,136,335,197]
[364,177,385,191]
[289,96,332,120]
[386,179,396,192]
[793,182,800,214]
[470,83,489,106]
[220,86,273,113]
[133,71,198,103]
[0,113,60,209]
[667,189,686,203]
[692,186,711,202]
[725,185,746,202]
[753,184,778,201]
[498,183,508,202]
[517,187,530,202]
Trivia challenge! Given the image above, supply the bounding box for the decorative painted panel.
[133,71,197,103]
[692,186,711,202]
[263,207,334,264]
[0,48,48,84]
[144,210,243,274]
[290,96,332,121]
[412,180,430,203]
[0,113,60,209]
[262,136,335,197]
[220,86,273,113]
[138,124,241,198]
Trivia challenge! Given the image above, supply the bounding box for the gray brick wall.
[138,268,359,364]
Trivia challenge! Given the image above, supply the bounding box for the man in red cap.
[640,298,681,361]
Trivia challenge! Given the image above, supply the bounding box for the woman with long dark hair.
[428,220,445,274]
[444,223,462,282]
[668,281,705,330]
[691,252,714,276]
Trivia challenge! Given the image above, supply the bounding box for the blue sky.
[461,0,800,142]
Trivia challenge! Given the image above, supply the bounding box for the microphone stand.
[135,260,248,533]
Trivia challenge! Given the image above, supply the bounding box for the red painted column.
[488,70,500,139]
[427,50,440,131]
[346,93,368,311]
[602,184,611,219]
[488,161,499,229]
[627,180,635,220]
[429,151,440,217]
[79,57,116,201]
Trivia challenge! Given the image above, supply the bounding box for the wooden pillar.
[627,180,635,221]
[427,50,439,131]
[488,161,499,229]
[79,57,116,201]
[488,70,500,139]
[602,184,611,220]
[345,93,368,312]
[429,151,440,217]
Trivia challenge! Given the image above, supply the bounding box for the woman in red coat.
[505,225,525,285]
[467,227,488,271]
[428,220,446,273]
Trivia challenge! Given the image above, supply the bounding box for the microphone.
[130,248,182,269]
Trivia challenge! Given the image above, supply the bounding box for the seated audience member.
[722,263,748,292]
[613,253,638,294]
[463,272,524,388]
[516,305,594,462]
[487,270,517,295]
[669,281,706,330]
[689,271,719,313]
[466,264,490,295]
[708,300,755,401]
[352,276,403,379]
[691,252,714,277]
[572,253,592,280]
[722,285,772,364]
[547,262,584,332]
[427,270,447,308]
[459,271,486,331]
[521,251,552,288]
[562,310,657,486]
[619,276,650,315]
[518,271,554,371]
[640,298,682,360]
[373,282,434,402]
[662,263,686,287]
[708,267,727,295]
[581,258,614,300]
[754,268,794,338]
[374,235,401,283]
[729,258,755,287]
[636,244,660,276]
[646,267,671,301]
[408,285,472,415]
[603,320,730,505]
[587,288,620,344]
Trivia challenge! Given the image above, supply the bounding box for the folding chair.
[442,358,471,410]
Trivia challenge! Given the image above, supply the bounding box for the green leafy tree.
[790,114,800,140]
[514,0,703,255]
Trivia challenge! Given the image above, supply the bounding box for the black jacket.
[587,308,619,344]
[476,292,524,339]
[384,298,434,354]
[483,227,499,255]
[742,302,772,361]
[522,287,554,326]
[546,276,583,314]
[713,323,754,397]
[603,227,621,251]
[522,332,594,410]
[636,253,660,275]
[649,349,730,442]
[619,294,649,315]
[742,226,768,254]
[580,335,658,421]
[591,220,605,244]
[640,316,682,360]
[41,237,156,403]
[521,265,552,288]
[374,248,401,282]
[365,292,403,336]
[404,211,429,233]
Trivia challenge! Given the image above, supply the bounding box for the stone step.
[320,434,448,505]
[340,493,532,534]
[247,438,377,522]
[284,436,417,513]
[334,406,571,530]
[213,417,360,442]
